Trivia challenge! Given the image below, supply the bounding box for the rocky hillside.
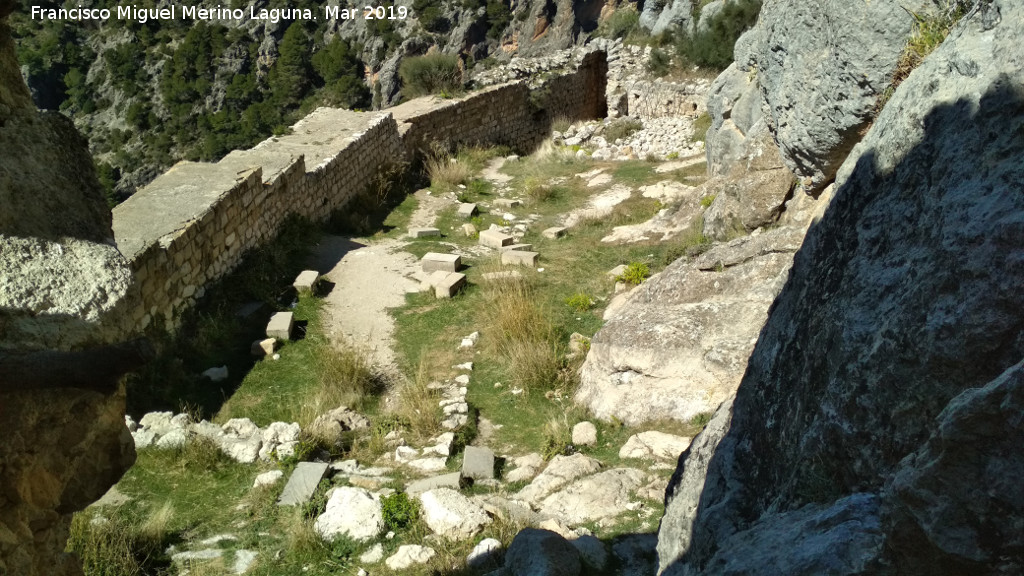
[657,0,1024,573]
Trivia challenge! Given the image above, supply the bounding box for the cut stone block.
[422,252,462,273]
[494,198,522,208]
[479,229,514,249]
[293,270,319,292]
[462,446,496,480]
[482,270,523,282]
[409,227,441,238]
[435,273,467,298]
[278,462,329,506]
[266,312,294,340]
[501,251,539,267]
[251,338,276,357]
[542,226,568,239]
[407,472,464,495]
[499,243,534,252]
[458,203,478,217]
[462,223,478,237]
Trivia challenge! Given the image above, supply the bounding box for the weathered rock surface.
[578,227,804,425]
[516,454,602,503]
[659,3,1024,573]
[314,487,383,542]
[741,0,930,191]
[619,431,692,461]
[385,544,436,570]
[0,6,139,574]
[306,405,370,447]
[505,528,581,576]
[419,488,492,540]
[537,468,645,524]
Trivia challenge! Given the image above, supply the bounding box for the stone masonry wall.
[113,52,607,333]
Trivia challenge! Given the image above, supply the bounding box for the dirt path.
[308,188,455,378]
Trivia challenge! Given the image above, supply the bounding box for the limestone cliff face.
[658,1,1024,573]
[0,0,139,572]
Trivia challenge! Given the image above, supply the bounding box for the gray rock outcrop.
[0,2,140,573]
[740,0,931,191]
[658,2,1024,573]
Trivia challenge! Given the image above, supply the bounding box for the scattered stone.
[421,252,462,273]
[278,462,329,506]
[482,270,523,282]
[467,538,504,570]
[458,203,479,217]
[517,454,603,504]
[251,338,276,357]
[253,470,284,488]
[454,374,471,385]
[505,453,544,483]
[124,415,138,432]
[171,549,223,566]
[348,475,391,490]
[501,250,539,266]
[572,535,609,571]
[542,227,567,239]
[462,223,478,237]
[155,428,189,449]
[462,446,496,480]
[505,528,581,576]
[434,272,467,298]
[201,365,229,382]
[571,422,598,447]
[395,446,420,462]
[455,362,474,370]
[293,270,319,293]
[480,229,515,248]
[232,549,258,574]
[409,227,441,238]
[219,418,263,463]
[619,431,693,461]
[314,487,383,542]
[419,488,492,540]
[259,421,301,461]
[385,545,436,570]
[499,243,534,252]
[360,543,385,564]
[266,311,293,340]
[307,405,370,446]
[494,198,522,208]
[407,472,464,495]
[502,212,517,222]
[460,331,480,349]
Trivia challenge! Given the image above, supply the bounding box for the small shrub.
[467,178,491,197]
[329,534,360,563]
[396,359,442,440]
[180,435,231,472]
[506,339,565,391]
[692,112,712,142]
[399,53,462,98]
[381,492,420,531]
[68,511,165,576]
[677,0,762,70]
[551,115,572,133]
[541,418,574,461]
[565,293,594,313]
[301,478,332,520]
[647,47,672,77]
[666,151,680,160]
[689,411,713,428]
[525,177,557,203]
[617,262,651,285]
[598,8,640,40]
[700,194,716,208]
[603,118,644,143]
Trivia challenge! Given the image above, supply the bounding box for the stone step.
[266,311,293,340]
[293,270,319,293]
[433,272,467,298]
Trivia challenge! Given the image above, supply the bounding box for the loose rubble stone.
[314,487,383,542]
[385,545,436,570]
[251,338,276,357]
[408,457,448,473]
[233,549,258,574]
[360,543,384,564]
[462,223,478,237]
[253,470,284,488]
[420,488,493,540]
[542,227,567,239]
[468,538,504,569]
[266,311,293,340]
[407,472,464,495]
[201,365,229,382]
[307,405,369,446]
[571,422,598,447]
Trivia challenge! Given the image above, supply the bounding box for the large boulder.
[505,528,581,576]
[658,2,1024,573]
[577,227,804,425]
[419,488,492,540]
[314,487,384,542]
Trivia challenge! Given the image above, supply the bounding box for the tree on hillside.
[312,36,371,109]
[269,22,312,109]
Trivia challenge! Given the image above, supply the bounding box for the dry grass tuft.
[394,358,443,441]
[299,340,381,426]
[426,151,472,189]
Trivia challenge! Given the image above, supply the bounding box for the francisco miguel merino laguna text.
[30,4,409,23]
